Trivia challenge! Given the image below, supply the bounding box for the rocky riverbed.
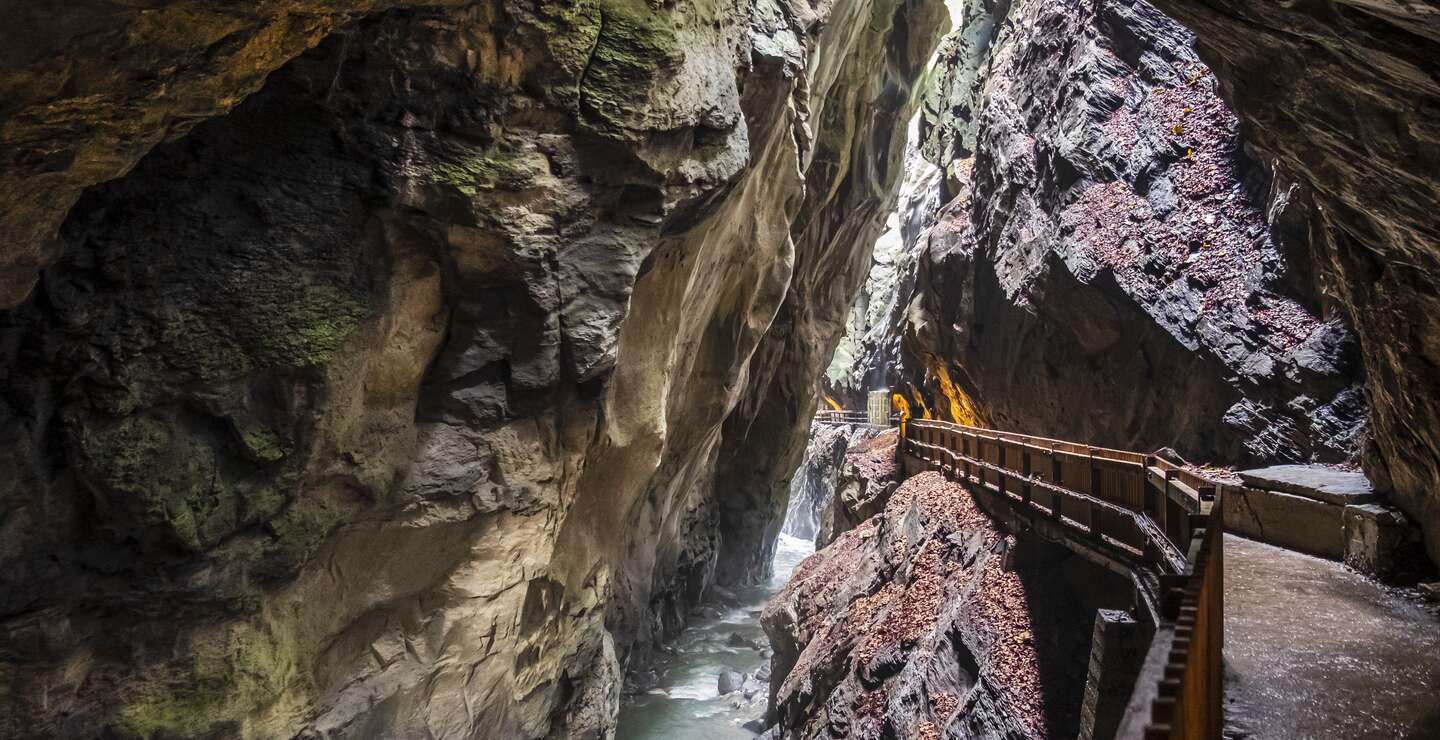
[617,533,814,739]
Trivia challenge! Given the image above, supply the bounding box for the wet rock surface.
[786,423,886,542]
[839,0,1368,469]
[1141,0,1440,568]
[763,471,1117,739]
[1224,535,1440,739]
[0,1,948,736]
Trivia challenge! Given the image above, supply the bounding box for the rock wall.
[785,423,881,541]
[816,428,902,547]
[0,1,947,737]
[763,470,1129,739]
[825,128,945,404]
[0,0,472,308]
[1140,0,1440,568]
[708,0,950,584]
[841,0,1369,471]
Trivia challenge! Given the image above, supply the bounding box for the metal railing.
[897,417,1223,740]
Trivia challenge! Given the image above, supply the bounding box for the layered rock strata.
[1141,0,1440,567]
[0,0,947,736]
[763,470,1128,739]
[838,0,1370,470]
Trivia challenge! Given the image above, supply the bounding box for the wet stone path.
[1224,535,1440,739]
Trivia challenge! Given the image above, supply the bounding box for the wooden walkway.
[816,411,1225,740]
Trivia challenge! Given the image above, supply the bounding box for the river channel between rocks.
[616,533,815,738]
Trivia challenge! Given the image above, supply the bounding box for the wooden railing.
[897,418,1223,740]
[814,409,870,424]
[1139,517,1223,740]
[814,409,896,426]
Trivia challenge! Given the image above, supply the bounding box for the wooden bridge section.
[814,411,1224,740]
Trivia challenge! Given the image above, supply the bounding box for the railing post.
[1021,446,1032,506]
[1144,455,1157,517]
[1159,468,1172,542]
[1089,450,1103,534]
[963,432,972,482]
[1050,444,1062,519]
[950,430,961,481]
[997,442,1007,496]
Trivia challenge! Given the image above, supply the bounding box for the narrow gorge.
[1,0,1438,739]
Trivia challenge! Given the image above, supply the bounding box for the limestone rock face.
[0,0,476,308]
[1141,0,1440,568]
[847,0,1368,469]
[762,471,1116,739]
[0,0,947,737]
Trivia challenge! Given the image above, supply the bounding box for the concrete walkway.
[1224,535,1440,739]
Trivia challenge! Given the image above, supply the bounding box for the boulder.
[718,671,747,695]
[727,632,762,650]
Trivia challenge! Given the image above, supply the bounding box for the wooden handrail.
[902,434,1188,573]
[895,417,1223,740]
[815,410,868,420]
[814,409,895,426]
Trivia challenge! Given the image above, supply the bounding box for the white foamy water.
[770,533,814,587]
[615,532,815,739]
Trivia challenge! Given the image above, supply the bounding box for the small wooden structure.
[866,389,890,426]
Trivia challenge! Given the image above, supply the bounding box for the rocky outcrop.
[1138,0,1440,566]
[0,1,947,737]
[785,423,853,540]
[0,0,478,308]
[786,423,883,541]
[817,428,902,546]
[843,0,1368,471]
[763,471,1123,739]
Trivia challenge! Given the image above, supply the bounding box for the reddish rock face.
[817,428,903,546]
[833,0,1368,471]
[929,0,1366,465]
[1141,0,1440,568]
[842,0,1440,570]
[763,471,1128,739]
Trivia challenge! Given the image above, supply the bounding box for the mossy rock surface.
[580,0,686,127]
[246,283,370,370]
[75,414,235,551]
[421,139,548,197]
[116,622,304,739]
